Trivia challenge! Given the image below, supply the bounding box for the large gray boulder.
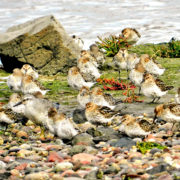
[0,15,81,75]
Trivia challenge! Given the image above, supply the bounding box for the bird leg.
[155,97,161,103]
[150,97,156,104]
[40,126,45,140]
[138,87,141,95]
[118,70,121,80]
[127,69,130,80]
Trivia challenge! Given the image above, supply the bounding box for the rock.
[108,137,136,149]
[16,131,28,138]
[24,172,49,180]
[69,145,86,156]
[0,160,6,169]
[54,162,73,172]
[0,136,4,145]
[84,170,103,180]
[15,163,28,170]
[4,156,15,163]
[87,126,120,142]
[146,163,170,175]
[150,148,162,155]
[48,151,63,162]
[104,163,120,174]
[72,153,99,165]
[72,133,94,146]
[73,109,87,124]
[0,15,81,74]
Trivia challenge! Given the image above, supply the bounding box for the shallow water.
[0,0,179,49]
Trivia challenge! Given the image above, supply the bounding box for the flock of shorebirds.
[0,28,179,140]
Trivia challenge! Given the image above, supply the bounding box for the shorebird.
[140,54,165,76]
[0,105,15,124]
[13,93,58,134]
[72,35,84,49]
[67,66,95,90]
[21,64,39,80]
[118,114,157,137]
[21,75,48,95]
[141,73,173,103]
[154,103,180,130]
[7,68,24,92]
[85,102,121,124]
[90,87,122,109]
[80,50,98,68]
[77,86,91,108]
[122,28,141,44]
[126,53,140,73]
[113,48,128,80]
[89,44,105,66]
[77,57,101,82]
[129,62,146,94]
[6,93,25,114]
[175,87,180,104]
[48,107,78,139]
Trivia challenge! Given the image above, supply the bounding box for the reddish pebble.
[48,152,63,162]
[72,153,99,165]
[15,163,28,170]
[4,156,15,163]
[61,170,76,177]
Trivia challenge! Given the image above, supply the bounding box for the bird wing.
[34,80,47,90]
[155,78,173,91]
[167,104,180,116]
[98,106,117,118]
[103,93,116,105]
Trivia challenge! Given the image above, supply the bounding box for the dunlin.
[91,87,122,109]
[118,114,157,137]
[122,28,141,44]
[77,57,101,82]
[7,68,23,92]
[48,107,78,139]
[141,73,173,103]
[175,87,180,104]
[129,62,146,94]
[21,64,39,80]
[113,48,128,80]
[85,102,121,124]
[77,86,91,108]
[140,54,165,76]
[21,75,48,95]
[89,44,105,66]
[67,66,95,90]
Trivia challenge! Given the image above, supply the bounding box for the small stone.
[0,160,6,169]
[0,137,4,145]
[17,149,33,158]
[48,151,63,162]
[72,133,94,146]
[16,131,28,138]
[10,169,20,176]
[69,145,86,156]
[20,144,31,149]
[24,172,49,180]
[55,162,73,172]
[4,156,15,163]
[150,148,162,155]
[15,163,28,170]
[72,153,98,165]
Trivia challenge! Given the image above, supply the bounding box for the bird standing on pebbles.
[141,73,173,103]
[48,107,78,139]
[118,114,157,137]
[7,68,24,92]
[154,103,180,124]
[85,102,121,125]
[122,28,141,44]
[113,48,128,80]
[77,86,91,108]
[67,66,95,90]
[140,54,165,76]
[21,64,39,80]
[90,87,122,109]
[175,87,180,104]
[21,75,48,95]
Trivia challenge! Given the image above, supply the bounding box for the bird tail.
[165,86,174,91]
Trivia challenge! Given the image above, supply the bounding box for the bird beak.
[13,101,23,107]
[154,116,165,125]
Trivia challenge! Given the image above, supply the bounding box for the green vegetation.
[129,40,180,58]
[137,142,167,154]
[96,35,131,57]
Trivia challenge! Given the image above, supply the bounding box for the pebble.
[24,172,49,180]
[16,131,28,138]
[48,152,63,162]
[54,162,73,172]
[0,160,6,169]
